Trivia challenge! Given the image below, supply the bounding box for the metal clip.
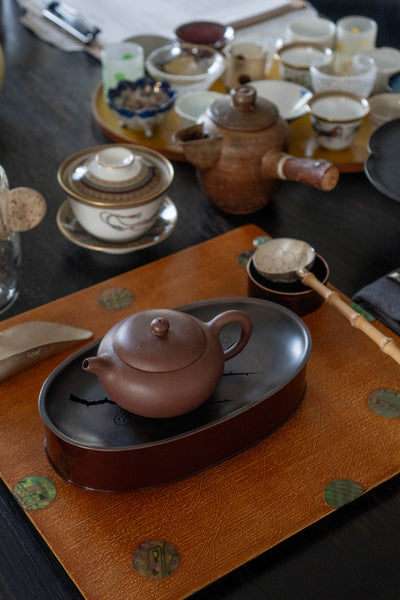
[42,2,100,45]
[386,271,400,285]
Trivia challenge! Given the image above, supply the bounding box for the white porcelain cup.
[368,93,400,130]
[275,42,333,89]
[357,47,400,94]
[308,91,370,150]
[286,17,336,49]
[101,42,144,101]
[336,16,377,56]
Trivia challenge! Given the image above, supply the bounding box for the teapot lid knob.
[231,85,257,110]
[151,317,170,337]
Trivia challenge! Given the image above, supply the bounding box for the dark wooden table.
[1,1,400,598]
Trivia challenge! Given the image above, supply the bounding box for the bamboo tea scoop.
[253,237,400,366]
[0,187,47,238]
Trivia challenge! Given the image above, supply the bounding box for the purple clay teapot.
[82,307,252,418]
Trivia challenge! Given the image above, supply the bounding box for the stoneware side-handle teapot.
[82,307,252,418]
[174,85,340,214]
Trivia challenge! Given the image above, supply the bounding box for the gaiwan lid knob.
[207,85,279,131]
[113,309,206,372]
[85,146,142,183]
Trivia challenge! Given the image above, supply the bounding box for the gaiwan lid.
[207,85,279,131]
[57,144,173,208]
[113,309,206,372]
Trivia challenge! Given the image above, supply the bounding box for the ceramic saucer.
[56,196,177,254]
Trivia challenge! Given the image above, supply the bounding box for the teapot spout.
[174,123,222,171]
[82,354,112,376]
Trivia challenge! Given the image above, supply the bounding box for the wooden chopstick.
[229,0,307,30]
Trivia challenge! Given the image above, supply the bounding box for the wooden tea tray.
[92,63,372,172]
[1,224,400,600]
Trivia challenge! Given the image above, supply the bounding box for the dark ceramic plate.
[38,298,311,491]
[364,118,400,201]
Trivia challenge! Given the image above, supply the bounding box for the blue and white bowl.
[107,77,177,138]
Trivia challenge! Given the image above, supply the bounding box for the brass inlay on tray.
[324,479,365,509]
[13,476,56,511]
[132,540,180,579]
[98,287,135,310]
[367,389,400,418]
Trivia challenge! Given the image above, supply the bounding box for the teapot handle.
[208,310,252,361]
[261,150,339,191]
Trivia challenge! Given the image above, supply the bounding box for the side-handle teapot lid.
[207,85,279,131]
[113,309,206,373]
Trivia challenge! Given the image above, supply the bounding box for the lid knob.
[231,86,257,111]
[151,317,170,337]
[95,146,135,169]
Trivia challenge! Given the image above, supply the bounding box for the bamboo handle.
[300,269,400,366]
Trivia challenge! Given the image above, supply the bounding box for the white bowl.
[310,54,377,98]
[174,90,224,126]
[249,79,312,121]
[145,43,225,95]
[368,93,400,130]
[307,90,370,150]
[285,17,336,49]
[57,145,174,243]
[274,41,332,89]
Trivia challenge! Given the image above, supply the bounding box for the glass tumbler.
[0,166,21,312]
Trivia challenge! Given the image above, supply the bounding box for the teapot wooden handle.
[208,310,253,361]
[261,150,339,191]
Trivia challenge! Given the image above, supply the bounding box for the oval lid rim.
[113,309,207,373]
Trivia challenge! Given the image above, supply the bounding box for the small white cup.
[307,90,370,150]
[368,93,400,130]
[336,15,377,56]
[275,42,333,89]
[101,42,144,101]
[286,17,336,49]
[357,47,400,94]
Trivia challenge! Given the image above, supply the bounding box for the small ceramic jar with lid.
[57,144,174,243]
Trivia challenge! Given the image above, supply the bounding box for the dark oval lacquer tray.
[39,298,311,492]
[364,118,400,201]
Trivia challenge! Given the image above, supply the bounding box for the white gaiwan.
[57,145,174,243]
